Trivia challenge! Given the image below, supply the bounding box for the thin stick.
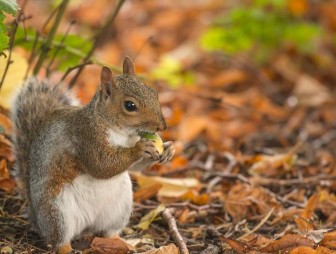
[0,5,26,90]
[46,19,76,77]
[68,0,126,88]
[33,0,69,75]
[238,207,274,240]
[162,208,189,254]
[60,61,93,81]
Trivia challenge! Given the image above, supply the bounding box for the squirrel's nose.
[157,118,167,131]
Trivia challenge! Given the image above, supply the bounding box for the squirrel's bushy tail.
[11,78,77,195]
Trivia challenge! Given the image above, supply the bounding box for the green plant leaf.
[0,0,19,16]
[200,2,322,63]
[0,11,8,52]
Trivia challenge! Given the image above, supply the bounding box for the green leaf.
[0,11,8,52]
[200,2,322,63]
[151,56,195,88]
[0,0,19,16]
[14,26,93,71]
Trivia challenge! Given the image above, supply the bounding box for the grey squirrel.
[11,57,175,254]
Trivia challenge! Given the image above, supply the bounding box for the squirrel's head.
[92,57,167,135]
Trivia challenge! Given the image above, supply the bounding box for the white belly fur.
[56,171,133,242]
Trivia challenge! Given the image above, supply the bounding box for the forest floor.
[1,0,336,253]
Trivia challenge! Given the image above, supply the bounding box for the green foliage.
[14,27,93,71]
[200,0,321,62]
[151,56,195,88]
[0,0,18,52]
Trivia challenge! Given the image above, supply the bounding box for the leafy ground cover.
[0,0,336,253]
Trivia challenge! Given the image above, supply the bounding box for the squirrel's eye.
[124,100,137,112]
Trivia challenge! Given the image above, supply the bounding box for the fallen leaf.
[287,0,308,16]
[91,236,132,254]
[134,183,162,203]
[211,69,247,87]
[316,246,334,254]
[0,112,11,136]
[260,234,314,252]
[178,115,209,142]
[138,243,179,254]
[293,75,331,107]
[134,173,200,198]
[0,160,16,192]
[290,246,316,254]
[295,193,321,231]
[248,153,297,176]
[319,231,336,249]
[181,189,209,205]
[0,246,13,254]
[136,204,166,230]
[220,236,253,253]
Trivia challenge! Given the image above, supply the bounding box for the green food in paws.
[141,133,164,154]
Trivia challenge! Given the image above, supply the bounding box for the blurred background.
[1,0,336,253]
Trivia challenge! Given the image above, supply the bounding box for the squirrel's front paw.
[137,138,161,161]
[159,141,175,163]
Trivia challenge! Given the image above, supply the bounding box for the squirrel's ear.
[123,56,135,75]
[100,66,116,99]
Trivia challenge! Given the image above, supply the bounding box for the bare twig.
[68,0,126,88]
[162,208,189,254]
[32,0,69,75]
[24,30,39,79]
[46,20,76,77]
[238,208,274,240]
[0,0,28,90]
[60,61,93,82]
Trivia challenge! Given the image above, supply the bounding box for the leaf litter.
[1,0,336,253]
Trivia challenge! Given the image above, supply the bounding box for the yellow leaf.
[134,172,199,198]
[136,204,165,230]
[0,50,28,108]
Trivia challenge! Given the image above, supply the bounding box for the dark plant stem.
[60,61,93,82]
[24,30,39,79]
[0,0,28,91]
[46,20,76,77]
[32,0,69,75]
[68,0,126,88]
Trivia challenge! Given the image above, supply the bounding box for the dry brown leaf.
[138,243,179,254]
[0,113,11,136]
[287,0,309,16]
[136,204,165,230]
[0,135,14,162]
[211,69,247,87]
[91,236,132,254]
[0,159,9,179]
[290,246,316,254]
[302,193,321,219]
[220,236,252,254]
[248,153,297,176]
[316,246,334,254]
[181,189,209,205]
[134,173,199,198]
[293,75,331,107]
[260,234,314,252]
[295,193,321,231]
[134,183,162,203]
[319,231,336,249]
[0,160,16,192]
[177,208,192,224]
[178,115,209,142]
